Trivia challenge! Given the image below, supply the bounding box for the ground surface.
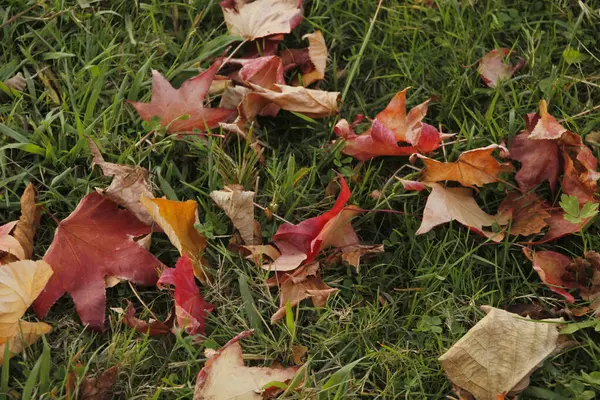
[1,0,600,399]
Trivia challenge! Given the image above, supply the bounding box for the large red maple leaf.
[33,193,164,330]
[128,59,236,133]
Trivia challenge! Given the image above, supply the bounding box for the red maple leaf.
[33,193,164,330]
[158,255,213,336]
[128,59,236,134]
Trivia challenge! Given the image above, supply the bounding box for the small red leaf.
[158,255,213,336]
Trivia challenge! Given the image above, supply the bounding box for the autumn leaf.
[338,244,385,272]
[498,192,550,236]
[77,365,120,400]
[228,56,284,88]
[241,244,281,264]
[335,89,450,161]
[559,131,600,204]
[88,138,154,225]
[414,144,513,187]
[242,83,339,119]
[439,306,563,400]
[268,176,360,271]
[375,88,430,144]
[158,255,213,336]
[478,48,525,88]
[221,0,304,41]
[403,182,506,240]
[0,260,53,365]
[509,131,560,192]
[128,59,237,134]
[120,300,173,336]
[526,100,567,140]
[525,249,600,308]
[4,72,26,91]
[529,209,590,244]
[141,196,209,283]
[523,248,576,303]
[0,184,40,264]
[267,262,338,323]
[0,221,25,263]
[286,30,327,86]
[193,329,299,400]
[33,193,164,330]
[210,185,260,245]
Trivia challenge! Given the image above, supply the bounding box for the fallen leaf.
[526,100,567,140]
[33,193,164,330]
[334,119,416,161]
[439,306,563,400]
[228,56,284,88]
[128,60,236,134]
[141,196,209,283]
[210,185,260,245]
[414,144,513,187]
[241,244,281,264]
[375,88,430,145]
[585,131,600,146]
[208,76,232,95]
[525,249,600,305]
[291,344,308,365]
[292,30,327,86]
[193,329,299,400]
[498,192,550,236]
[0,260,53,365]
[12,184,40,260]
[121,300,173,336]
[339,244,385,272]
[78,365,120,400]
[478,48,525,88]
[157,255,213,336]
[88,138,154,225]
[221,0,304,41]
[269,176,360,271]
[509,131,560,192]
[531,209,589,244]
[0,221,25,263]
[4,73,26,91]
[559,131,600,204]
[408,183,506,240]
[267,262,338,323]
[243,83,339,119]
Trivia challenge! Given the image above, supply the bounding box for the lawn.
[1,0,600,398]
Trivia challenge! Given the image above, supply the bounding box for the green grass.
[1,0,600,398]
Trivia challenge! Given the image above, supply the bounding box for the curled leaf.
[141,196,209,283]
[526,100,567,140]
[415,144,513,187]
[267,262,338,323]
[210,186,260,245]
[157,255,213,337]
[121,300,173,336]
[0,221,25,263]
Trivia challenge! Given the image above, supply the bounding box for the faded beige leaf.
[299,30,327,86]
[4,73,26,91]
[415,183,506,240]
[439,307,563,400]
[89,138,154,225]
[221,0,304,41]
[0,321,52,366]
[194,330,298,400]
[244,83,339,119]
[340,244,385,272]
[210,186,259,245]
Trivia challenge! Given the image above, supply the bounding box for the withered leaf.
[210,186,260,245]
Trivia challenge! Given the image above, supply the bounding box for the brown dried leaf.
[498,192,550,236]
[78,365,120,400]
[4,73,26,91]
[88,139,154,225]
[439,307,563,400]
[210,186,260,245]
